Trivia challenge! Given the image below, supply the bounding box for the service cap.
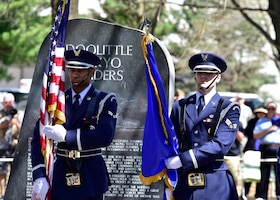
[189,52,227,73]
[64,49,100,69]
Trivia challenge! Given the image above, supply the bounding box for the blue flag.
[139,34,178,198]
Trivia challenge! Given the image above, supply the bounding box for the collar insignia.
[189,97,195,102]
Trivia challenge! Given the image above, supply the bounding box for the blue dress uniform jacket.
[170,93,240,200]
[31,85,117,200]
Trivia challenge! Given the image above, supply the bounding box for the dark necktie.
[74,94,80,110]
[197,96,205,114]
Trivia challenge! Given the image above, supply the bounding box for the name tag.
[187,171,206,188]
[66,172,81,186]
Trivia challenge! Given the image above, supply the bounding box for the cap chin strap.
[199,74,219,90]
[72,71,90,87]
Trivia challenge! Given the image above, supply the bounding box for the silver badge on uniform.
[225,118,237,129]
[187,171,206,188]
[89,125,95,130]
[66,172,81,186]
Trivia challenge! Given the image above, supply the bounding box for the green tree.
[90,0,275,95]
[0,0,51,80]
[0,0,278,99]
[231,0,280,71]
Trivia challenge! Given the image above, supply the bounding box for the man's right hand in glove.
[32,177,49,200]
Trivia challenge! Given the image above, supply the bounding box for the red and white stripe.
[38,1,69,197]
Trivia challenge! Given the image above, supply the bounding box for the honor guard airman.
[165,52,240,200]
[31,49,117,200]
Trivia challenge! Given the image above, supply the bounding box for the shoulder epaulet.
[179,94,195,107]
[178,96,193,151]
[179,98,188,107]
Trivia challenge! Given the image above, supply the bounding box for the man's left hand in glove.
[43,124,66,142]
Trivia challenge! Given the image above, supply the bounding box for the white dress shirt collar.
[196,89,216,106]
[71,84,91,104]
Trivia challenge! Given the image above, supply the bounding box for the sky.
[260,61,280,103]
[79,0,102,15]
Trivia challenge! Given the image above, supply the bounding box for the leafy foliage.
[90,0,275,95]
[0,0,50,65]
[0,0,277,99]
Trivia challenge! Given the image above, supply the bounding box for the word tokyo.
[66,44,134,81]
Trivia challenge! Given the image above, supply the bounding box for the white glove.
[32,177,49,200]
[165,188,171,200]
[165,156,182,169]
[43,124,66,142]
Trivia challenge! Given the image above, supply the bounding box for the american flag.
[39,0,69,195]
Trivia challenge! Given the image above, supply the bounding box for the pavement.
[237,177,277,200]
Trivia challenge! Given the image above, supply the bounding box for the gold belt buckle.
[66,172,81,186]
[68,150,80,159]
[187,171,206,188]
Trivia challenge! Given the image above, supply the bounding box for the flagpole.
[39,1,69,199]
[139,17,178,200]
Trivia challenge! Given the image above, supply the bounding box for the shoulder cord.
[179,102,188,150]
[84,89,116,127]
[179,97,231,149]
[209,98,224,138]
[83,89,100,129]
[210,101,240,137]
[96,92,116,124]
[85,89,101,119]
